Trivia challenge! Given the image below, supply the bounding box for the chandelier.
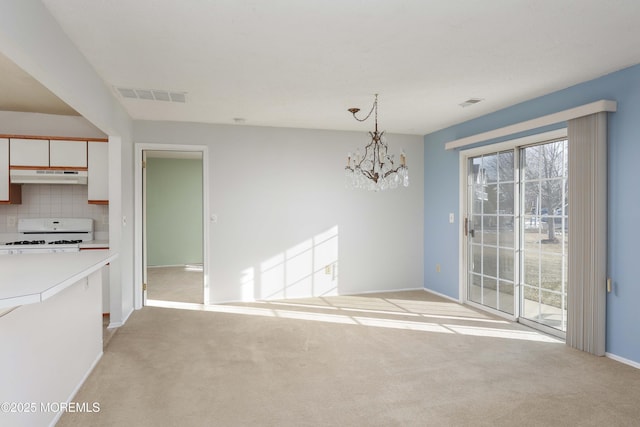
[344,94,409,191]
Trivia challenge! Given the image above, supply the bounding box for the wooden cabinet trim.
[9,165,88,171]
[2,134,107,142]
[0,184,22,205]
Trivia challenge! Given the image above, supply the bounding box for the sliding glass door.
[465,139,568,336]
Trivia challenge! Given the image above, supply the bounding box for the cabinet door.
[88,141,108,203]
[0,139,8,201]
[50,140,87,168]
[10,138,49,167]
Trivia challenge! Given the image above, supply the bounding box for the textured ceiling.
[10,1,640,135]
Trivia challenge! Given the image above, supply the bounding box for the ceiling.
[0,51,78,116]
[7,1,640,135]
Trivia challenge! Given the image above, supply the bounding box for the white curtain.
[566,112,607,356]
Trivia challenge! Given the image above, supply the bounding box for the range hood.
[10,169,88,185]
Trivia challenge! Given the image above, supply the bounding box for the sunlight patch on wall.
[240,267,255,301]
[245,226,339,301]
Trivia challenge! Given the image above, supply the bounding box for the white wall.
[134,121,424,303]
[0,1,134,326]
[0,1,421,317]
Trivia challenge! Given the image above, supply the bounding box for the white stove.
[0,218,94,254]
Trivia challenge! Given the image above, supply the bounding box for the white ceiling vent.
[459,98,483,108]
[115,86,186,103]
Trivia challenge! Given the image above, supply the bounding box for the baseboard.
[343,286,424,296]
[606,352,640,369]
[122,306,134,324]
[422,287,462,303]
[108,306,134,329]
[48,351,103,427]
[209,286,425,305]
[148,264,196,269]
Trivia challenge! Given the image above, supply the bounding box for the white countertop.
[0,250,118,309]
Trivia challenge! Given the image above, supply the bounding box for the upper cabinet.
[50,140,87,168]
[87,141,108,204]
[4,135,106,205]
[0,138,22,204]
[9,138,49,167]
[10,138,87,168]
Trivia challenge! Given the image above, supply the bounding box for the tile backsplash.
[0,184,108,233]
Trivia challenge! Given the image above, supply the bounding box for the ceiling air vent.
[459,98,483,108]
[115,86,186,103]
[169,92,186,103]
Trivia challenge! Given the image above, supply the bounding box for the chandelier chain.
[350,94,378,124]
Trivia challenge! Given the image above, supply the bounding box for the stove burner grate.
[5,240,46,246]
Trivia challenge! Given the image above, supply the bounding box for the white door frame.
[134,143,210,309]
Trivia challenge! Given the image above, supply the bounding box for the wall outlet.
[449,213,455,223]
[7,216,17,228]
[436,263,441,273]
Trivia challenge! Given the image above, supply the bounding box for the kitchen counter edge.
[0,250,118,310]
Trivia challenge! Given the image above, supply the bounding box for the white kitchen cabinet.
[49,139,87,168]
[10,138,88,168]
[0,138,8,200]
[10,138,49,167]
[0,138,21,204]
[88,141,108,203]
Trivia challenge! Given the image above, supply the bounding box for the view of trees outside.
[468,140,568,331]
[468,151,516,315]
[521,140,568,331]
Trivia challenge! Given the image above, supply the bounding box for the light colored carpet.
[60,290,640,426]
[146,265,203,304]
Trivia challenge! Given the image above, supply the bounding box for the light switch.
[449,213,454,223]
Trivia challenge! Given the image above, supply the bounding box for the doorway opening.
[134,144,209,309]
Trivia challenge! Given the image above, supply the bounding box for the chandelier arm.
[382,167,403,179]
[361,169,379,183]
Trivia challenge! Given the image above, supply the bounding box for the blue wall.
[424,64,640,364]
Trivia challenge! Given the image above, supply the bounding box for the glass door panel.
[519,140,568,332]
[466,151,516,315]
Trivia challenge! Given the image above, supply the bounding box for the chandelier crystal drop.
[344,94,409,191]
